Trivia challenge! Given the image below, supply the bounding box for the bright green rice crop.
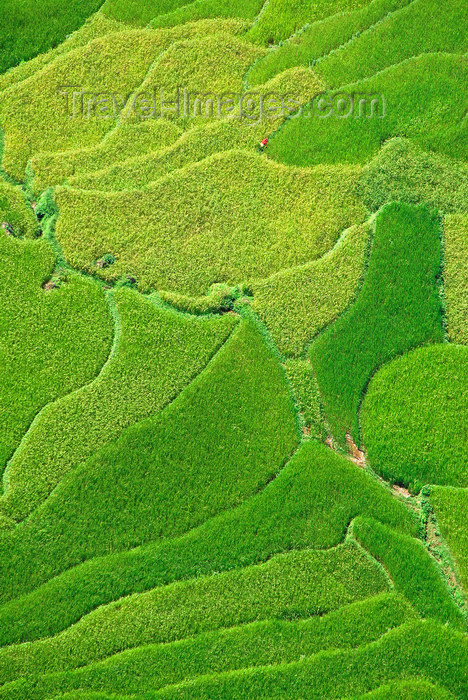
[0,440,417,645]
[0,289,237,522]
[0,317,299,600]
[361,344,468,491]
[0,594,413,699]
[0,234,112,474]
[309,202,444,445]
[0,541,388,684]
[444,214,468,345]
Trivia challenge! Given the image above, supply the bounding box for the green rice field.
[0,0,466,695]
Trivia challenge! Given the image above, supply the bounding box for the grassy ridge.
[0,13,126,93]
[247,0,412,86]
[245,0,373,46]
[0,234,112,475]
[0,318,299,600]
[101,0,199,25]
[0,0,105,74]
[62,66,323,193]
[0,542,388,684]
[31,120,182,195]
[353,517,465,630]
[0,290,237,522]
[315,0,468,87]
[55,151,365,294]
[0,30,166,180]
[347,679,455,699]
[431,487,468,592]
[361,345,468,490]
[269,53,468,166]
[148,0,264,29]
[309,203,444,445]
[0,594,413,698]
[252,221,369,356]
[0,179,38,238]
[0,440,417,646]
[358,138,468,215]
[148,621,467,699]
[444,215,468,345]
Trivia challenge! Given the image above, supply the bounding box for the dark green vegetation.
[0,0,466,696]
[0,318,299,599]
[0,440,416,645]
[361,345,468,490]
[0,542,388,683]
[0,234,112,477]
[0,594,414,698]
[0,0,105,73]
[269,54,468,166]
[0,291,237,522]
[309,203,444,444]
[432,487,468,591]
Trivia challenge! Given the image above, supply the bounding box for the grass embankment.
[0,13,126,93]
[247,0,412,86]
[358,138,468,214]
[0,594,413,698]
[60,66,323,193]
[0,234,112,475]
[0,0,105,73]
[0,179,38,237]
[0,29,173,180]
[145,622,467,699]
[444,214,468,345]
[269,54,468,166]
[0,541,388,684]
[0,440,417,645]
[353,517,465,630]
[252,222,369,356]
[309,203,444,445]
[54,150,365,294]
[244,0,373,46]
[432,487,468,592]
[347,679,456,699]
[148,0,265,30]
[361,345,468,490]
[31,120,182,195]
[103,0,263,27]
[0,290,237,522]
[0,318,299,600]
[314,0,468,87]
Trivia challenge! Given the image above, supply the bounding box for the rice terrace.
[0,0,467,697]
